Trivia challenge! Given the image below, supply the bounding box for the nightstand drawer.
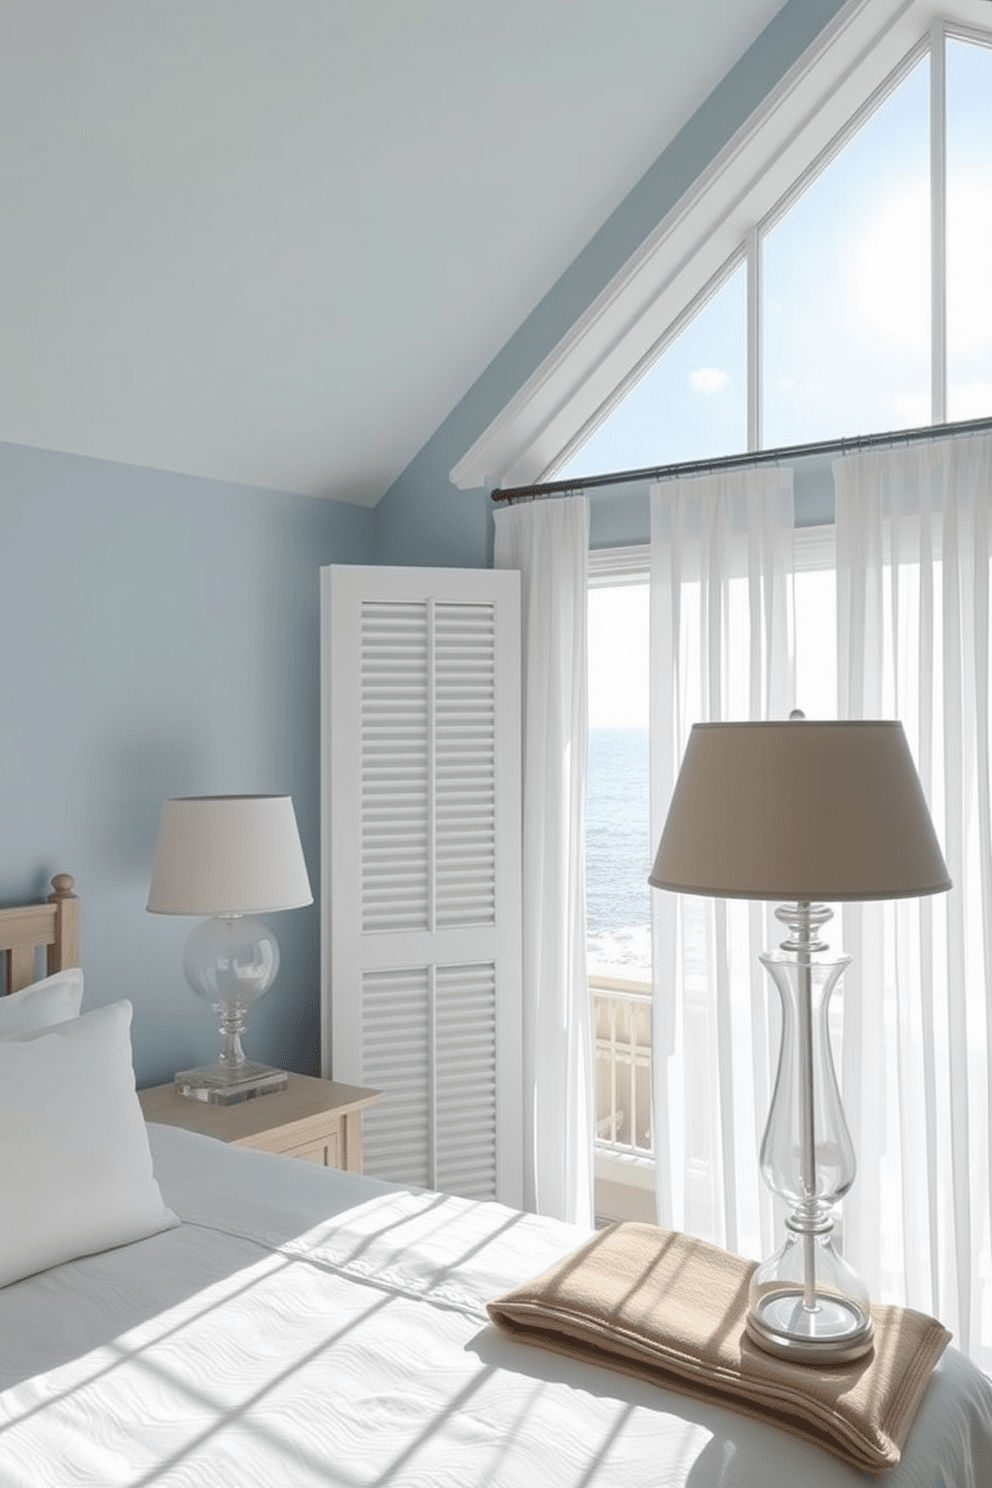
[284,1132,340,1166]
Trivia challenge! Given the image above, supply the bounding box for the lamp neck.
[775,901,833,955]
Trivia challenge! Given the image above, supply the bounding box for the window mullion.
[747,226,762,452]
[930,19,947,425]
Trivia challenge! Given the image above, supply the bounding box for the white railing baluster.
[628,1005,637,1150]
[609,996,618,1143]
[590,975,652,1160]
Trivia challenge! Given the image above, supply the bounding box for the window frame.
[452,2,992,494]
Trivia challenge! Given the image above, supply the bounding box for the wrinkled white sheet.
[1,1124,990,1487]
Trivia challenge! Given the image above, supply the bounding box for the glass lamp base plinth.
[746,1289,874,1364]
[174,1060,288,1105]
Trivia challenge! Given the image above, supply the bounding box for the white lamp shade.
[649,720,951,903]
[147,795,313,916]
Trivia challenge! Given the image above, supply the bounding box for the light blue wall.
[1,0,848,1090]
[0,440,373,1086]
[372,0,849,567]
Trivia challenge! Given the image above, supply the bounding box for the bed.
[2,881,991,1487]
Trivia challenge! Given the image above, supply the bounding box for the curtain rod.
[490,415,992,503]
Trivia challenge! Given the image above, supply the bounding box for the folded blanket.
[487,1223,950,1473]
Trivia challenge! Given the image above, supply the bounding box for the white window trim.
[452,0,991,495]
[588,544,650,588]
[794,521,837,572]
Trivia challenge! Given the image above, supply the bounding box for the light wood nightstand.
[139,1073,381,1171]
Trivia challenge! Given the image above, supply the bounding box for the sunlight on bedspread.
[0,1125,989,1487]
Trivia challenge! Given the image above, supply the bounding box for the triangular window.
[477,23,992,490]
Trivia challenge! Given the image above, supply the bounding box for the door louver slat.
[435,961,497,1200]
[435,602,496,931]
[359,601,429,934]
[359,960,498,1198]
[361,966,431,1187]
[358,598,498,935]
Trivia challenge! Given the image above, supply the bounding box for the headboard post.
[48,874,80,975]
[0,873,80,993]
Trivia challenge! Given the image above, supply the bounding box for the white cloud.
[893,392,930,426]
[855,174,992,356]
[948,174,992,353]
[855,181,930,350]
[949,381,992,420]
[689,366,730,395]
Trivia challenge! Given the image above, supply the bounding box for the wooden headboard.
[0,874,80,994]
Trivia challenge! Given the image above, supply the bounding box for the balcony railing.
[591,976,653,1159]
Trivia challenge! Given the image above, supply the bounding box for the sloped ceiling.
[0,1,787,505]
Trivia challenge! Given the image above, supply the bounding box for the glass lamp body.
[757,947,855,1206]
[746,905,874,1363]
[174,914,288,1104]
[182,914,279,1008]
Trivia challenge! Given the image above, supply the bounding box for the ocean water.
[586,727,651,974]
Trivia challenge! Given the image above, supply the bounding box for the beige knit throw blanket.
[487,1223,950,1473]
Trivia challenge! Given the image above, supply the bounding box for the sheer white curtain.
[494,496,594,1227]
[649,470,795,1258]
[834,433,992,1369]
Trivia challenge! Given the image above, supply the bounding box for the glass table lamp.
[147,795,313,1104]
[649,719,950,1364]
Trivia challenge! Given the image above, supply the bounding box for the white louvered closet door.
[321,565,522,1206]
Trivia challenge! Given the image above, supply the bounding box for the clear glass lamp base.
[747,1219,875,1363]
[174,1058,288,1105]
[176,914,287,1105]
[747,1288,874,1364]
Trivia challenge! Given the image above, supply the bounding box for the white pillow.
[0,1000,178,1288]
[0,967,84,1036]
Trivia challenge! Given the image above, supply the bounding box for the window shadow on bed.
[469,1325,833,1484]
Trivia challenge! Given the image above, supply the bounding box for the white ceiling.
[1,1,787,506]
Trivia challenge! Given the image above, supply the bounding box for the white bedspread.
[1,1124,990,1487]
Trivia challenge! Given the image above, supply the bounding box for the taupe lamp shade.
[649,721,951,903]
[147,795,313,916]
